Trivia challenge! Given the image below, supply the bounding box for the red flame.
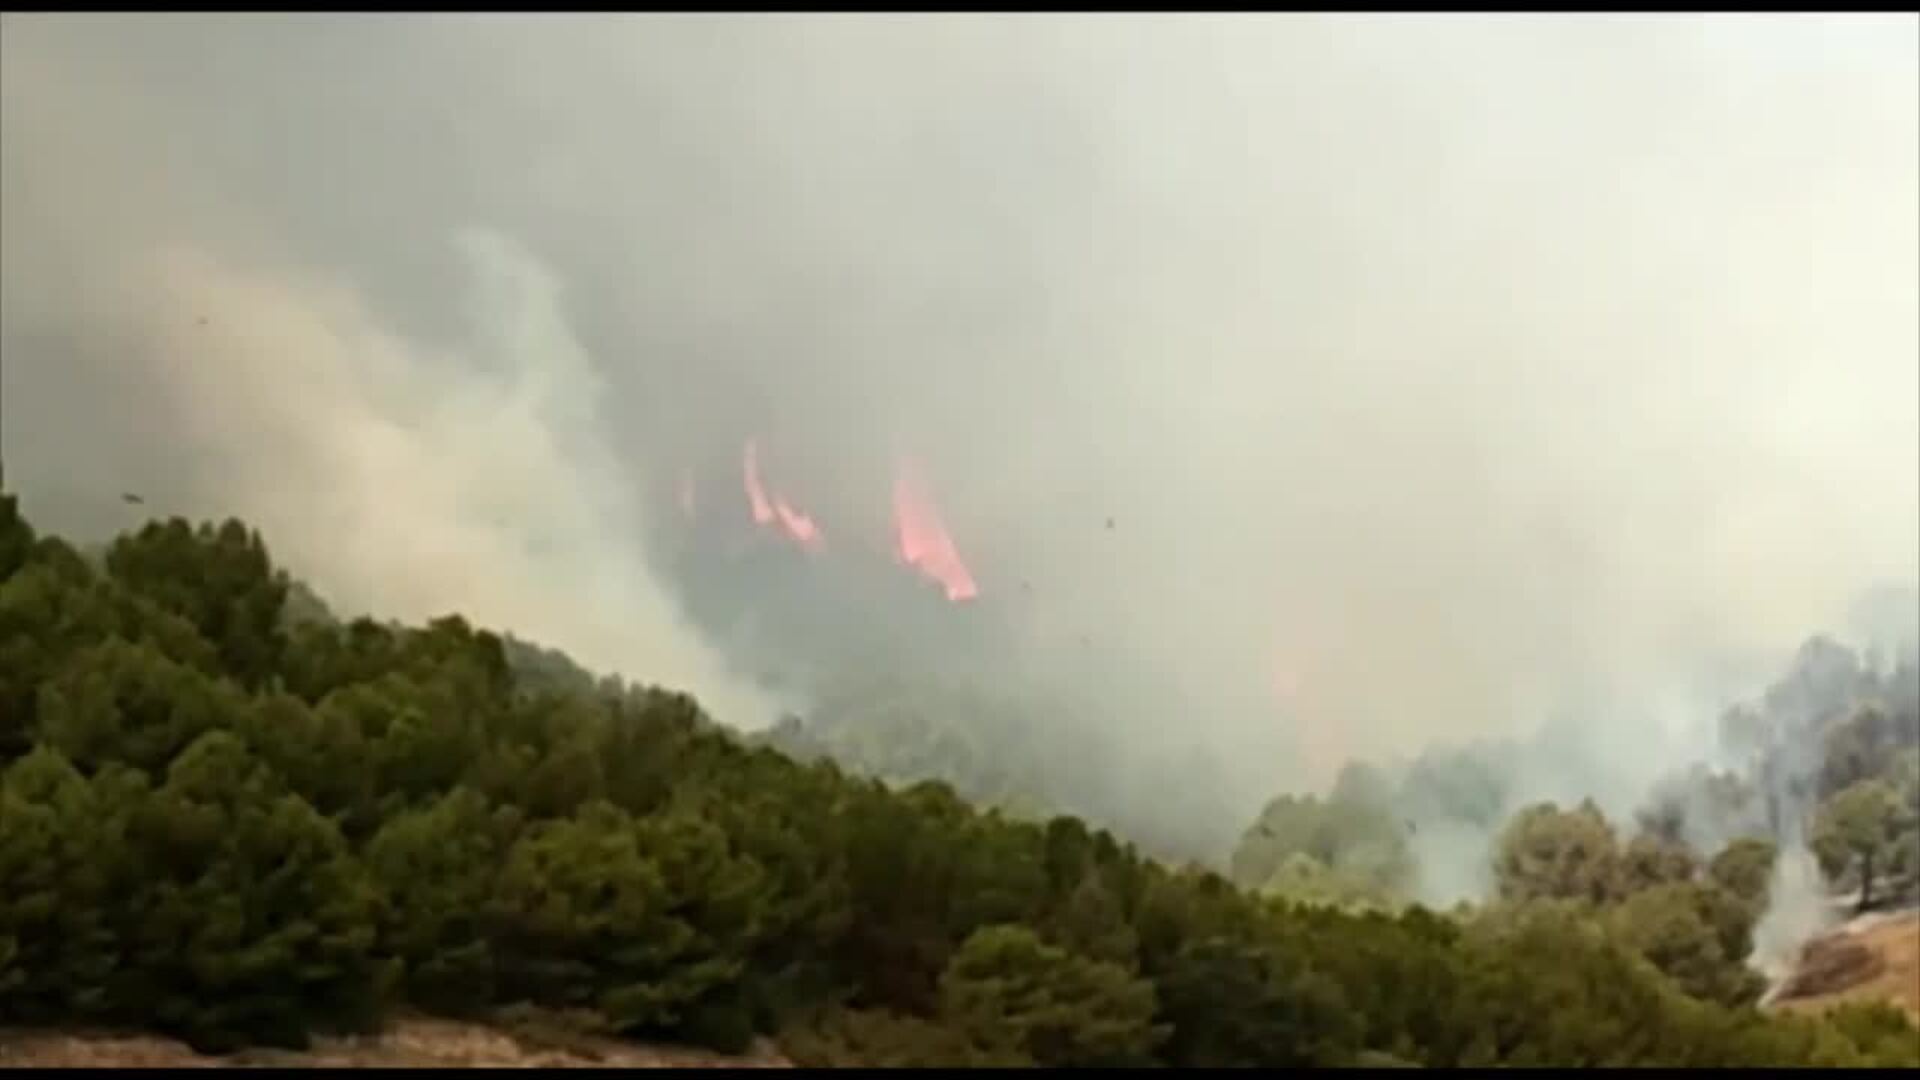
[742,439,826,552]
[742,440,776,525]
[892,458,978,602]
[773,496,825,551]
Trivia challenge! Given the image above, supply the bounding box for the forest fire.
[710,440,977,594]
[742,439,826,552]
[742,440,776,526]
[772,496,824,551]
[892,457,979,603]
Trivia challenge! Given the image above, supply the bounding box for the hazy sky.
[3,14,1915,803]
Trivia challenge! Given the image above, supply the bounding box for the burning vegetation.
[709,438,980,603]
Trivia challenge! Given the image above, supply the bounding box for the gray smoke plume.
[1751,827,1833,994]
[3,14,1915,850]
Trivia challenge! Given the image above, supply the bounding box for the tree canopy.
[0,504,1914,1067]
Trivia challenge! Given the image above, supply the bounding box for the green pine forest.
[3,493,1917,1067]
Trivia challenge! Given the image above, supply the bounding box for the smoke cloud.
[4,15,1916,836]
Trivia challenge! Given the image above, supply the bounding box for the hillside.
[2,497,1917,1068]
[1771,910,1920,1021]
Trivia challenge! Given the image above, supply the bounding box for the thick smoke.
[3,15,1916,841]
[1752,832,1832,994]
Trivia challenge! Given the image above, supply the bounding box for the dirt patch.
[0,1017,792,1069]
[1774,936,1885,1001]
[1769,909,1920,1021]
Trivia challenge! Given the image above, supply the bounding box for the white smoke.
[1752,834,1835,995]
[90,232,785,730]
[3,14,1914,857]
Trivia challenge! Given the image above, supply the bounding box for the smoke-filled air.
[4,12,1917,1020]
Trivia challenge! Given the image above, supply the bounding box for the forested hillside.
[1223,638,1920,989]
[2,494,1916,1067]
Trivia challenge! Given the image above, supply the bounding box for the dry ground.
[1768,908,1920,1021]
[0,1015,792,1069]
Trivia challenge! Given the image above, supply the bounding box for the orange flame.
[773,496,825,552]
[892,457,978,602]
[743,439,826,552]
[742,440,776,525]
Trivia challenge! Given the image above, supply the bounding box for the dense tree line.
[1229,633,1917,917]
[1226,629,1919,1034]
[1229,773,1781,1010]
[1,495,1915,1066]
